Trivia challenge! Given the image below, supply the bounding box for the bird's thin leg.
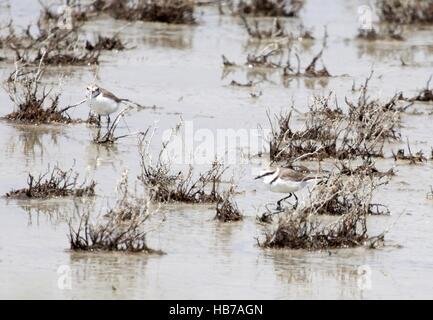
[293,193,299,209]
[276,193,292,211]
[107,115,111,130]
[97,115,101,128]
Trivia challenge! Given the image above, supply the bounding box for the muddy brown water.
[1,0,433,299]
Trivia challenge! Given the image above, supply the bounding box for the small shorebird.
[86,85,141,128]
[255,167,321,210]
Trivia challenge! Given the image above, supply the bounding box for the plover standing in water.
[86,85,141,128]
[255,167,321,210]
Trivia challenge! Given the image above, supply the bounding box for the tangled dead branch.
[68,172,161,253]
[6,165,95,199]
[93,107,147,144]
[299,171,390,216]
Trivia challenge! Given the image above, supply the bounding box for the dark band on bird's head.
[254,171,275,180]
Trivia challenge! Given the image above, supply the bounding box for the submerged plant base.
[4,64,89,124]
[86,36,125,51]
[215,189,243,222]
[94,0,196,24]
[6,166,96,199]
[237,0,304,17]
[260,211,370,250]
[260,172,388,250]
[68,173,161,253]
[139,129,228,203]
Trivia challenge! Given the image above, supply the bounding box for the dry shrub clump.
[377,0,433,24]
[6,165,95,199]
[357,25,404,41]
[392,139,427,164]
[68,173,160,253]
[298,171,390,216]
[241,16,314,40]
[2,64,83,124]
[269,98,345,161]
[269,77,406,162]
[223,43,331,77]
[138,130,227,203]
[405,76,433,102]
[86,35,125,51]
[260,172,388,250]
[283,49,331,77]
[4,14,100,66]
[214,187,243,222]
[93,0,196,24]
[236,0,304,17]
[336,158,395,178]
[38,1,90,25]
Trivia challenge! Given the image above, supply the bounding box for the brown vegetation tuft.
[377,0,433,24]
[223,44,331,78]
[269,75,406,162]
[392,139,427,164]
[68,173,160,253]
[357,25,404,41]
[236,0,304,17]
[215,188,243,222]
[260,172,388,250]
[405,76,433,102]
[2,13,101,66]
[241,16,313,41]
[93,0,196,24]
[6,165,95,199]
[138,129,228,203]
[2,64,85,124]
[86,35,125,51]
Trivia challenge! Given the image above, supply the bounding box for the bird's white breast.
[88,95,119,116]
[269,178,307,193]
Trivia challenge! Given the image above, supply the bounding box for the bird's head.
[86,84,100,99]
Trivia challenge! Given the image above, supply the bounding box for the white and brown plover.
[255,167,321,209]
[86,85,141,128]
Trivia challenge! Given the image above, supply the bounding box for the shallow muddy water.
[1,0,433,299]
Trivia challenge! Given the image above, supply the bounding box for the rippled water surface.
[1,0,433,299]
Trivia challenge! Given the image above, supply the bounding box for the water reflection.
[142,30,194,50]
[4,123,65,164]
[13,197,95,226]
[264,251,369,299]
[67,252,151,298]
[84,142,121,170]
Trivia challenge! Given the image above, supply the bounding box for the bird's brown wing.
[278,168,308,182]
[99,87,122,103]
